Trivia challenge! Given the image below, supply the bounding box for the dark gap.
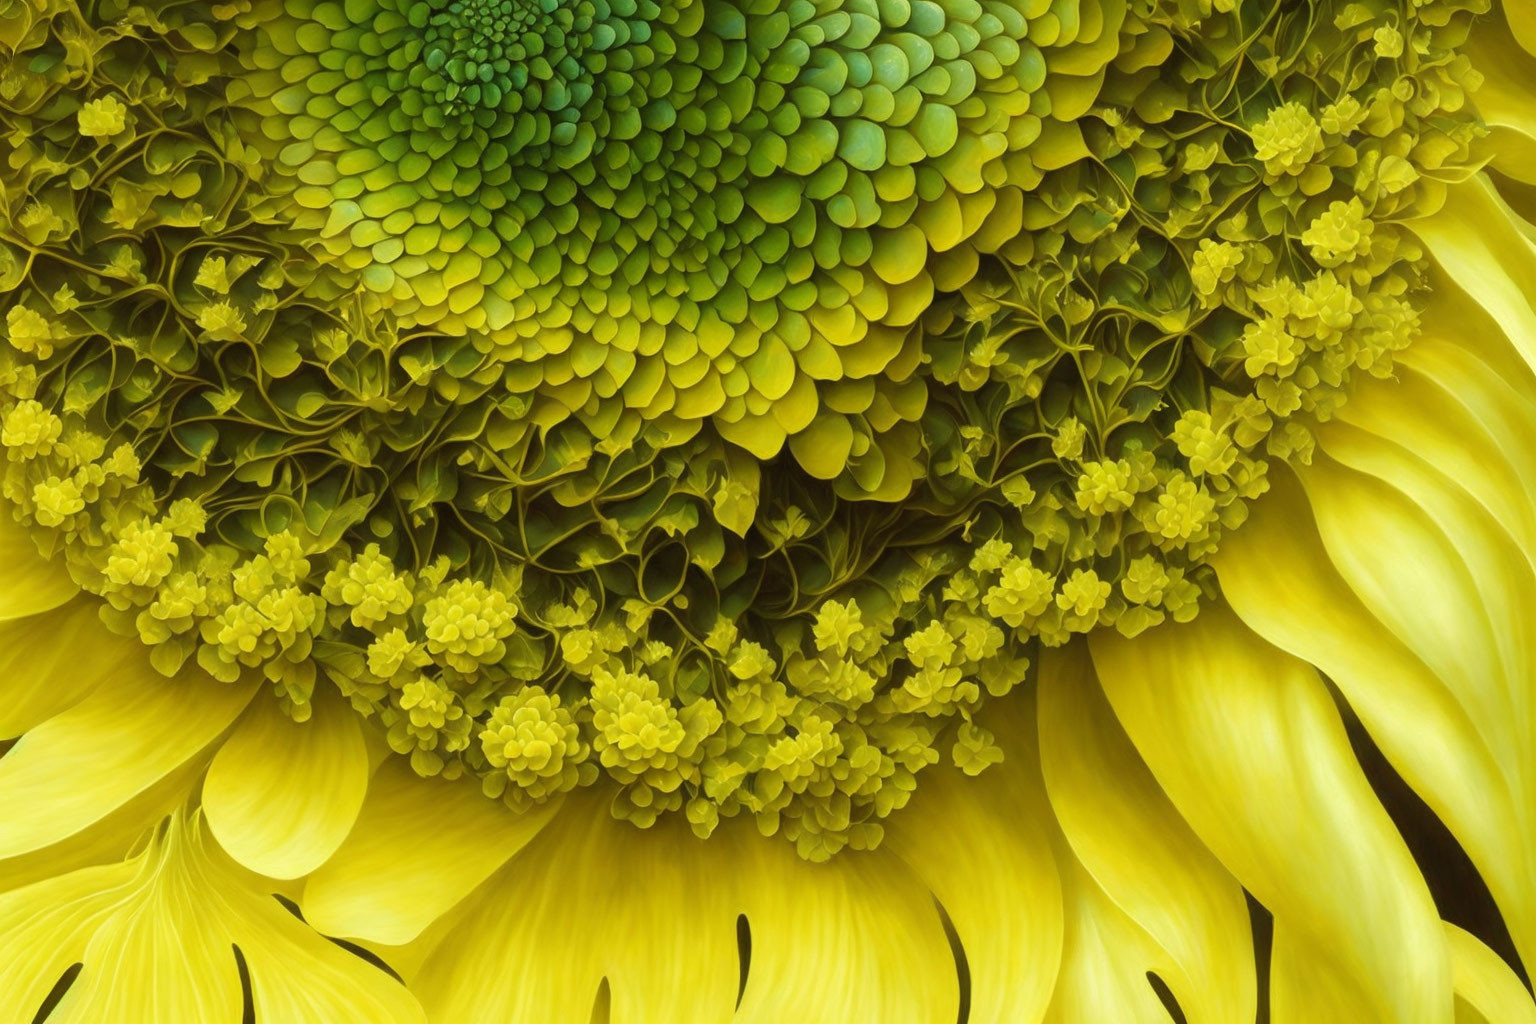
[588,977,612,1024]
[272,892,304,919]
[934,899,972,1024]
[1146,972,1189,1024]
[1336,693,1531,991]
[268,893,404,984]
[734,913,752,1008]
[233,945,255,1024]
[329,937,406,984]
[29,962,82,1024]
[1246,892,1273,1024]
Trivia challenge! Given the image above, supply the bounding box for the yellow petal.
[1044,851,1181,1024]
[1299,399,1536,967]
[218,850,425,1024]
[1502,0,1536,57]
[733,823,960,1024]
[1412,177,1536,374]
[1338,359,1536,565]
[1297,455,1523,759]
[415,792,741,1024]
[0,599,120,739]
[1215,466,1536,974]
[0,813,423,1024]
[1269,923,1402,1023]
[203,689,368,879]
[0,661,255,859]
[884,693,1062,1024]
[44,843,246,1024]
[1308,432,1536,746]
[1319,426,1536,737]
[1468,19,1536,183]
[0,514,77,620]
[1089,607,1451,1024]
[0,857,139,1023]
[301,757,560,945]
[0,755,203,895]
[1444,923,1536,1024]
[415,789,975,1024]
[1037,643,1256,1024]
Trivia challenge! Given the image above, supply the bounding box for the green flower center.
[411,0,631,143]
[416,0,579,119]
[235,0,1109,476]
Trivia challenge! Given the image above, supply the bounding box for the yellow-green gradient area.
[234,0,1122,478]
[0,0,1487,857]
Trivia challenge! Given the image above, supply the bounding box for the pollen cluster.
[0,0,1487,856]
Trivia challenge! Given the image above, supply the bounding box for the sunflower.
[2,0,1535,1019]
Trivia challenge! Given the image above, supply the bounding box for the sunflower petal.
[1043,853,1182,1024]
[16,833,245,1024]
[217,854,425,1024]
[1321,423,1536,730]
[300,757,560,945]
[1089,607,1450,1024]
[884,693,1063,1024]
[0,757,203,896]
[0,515,77,621]
[0,858,139,1022]
[1316,429,1534,736]
[733,823,961,1024]
[1037,643,1256,1024]
[0,600,121,739]
[1444,923,1536,1024]
[0,661,255,859]
[1268,923,1397,1023]
[1295,437,1535,966]
[1468,17,1536,181]
[414,792,741,1024]
[0,813,423,1024]
[203,690,368,879]
[1412,178,1536,373]
[1215,467,1536,973]
[1505,0,1536,57]
[1337,362,1536,563]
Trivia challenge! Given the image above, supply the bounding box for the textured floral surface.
[3,0,1536,1021]
[0,0,1492,854]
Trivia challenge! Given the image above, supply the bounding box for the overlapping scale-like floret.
[0,0,1492,856]
[231,0,1126,492]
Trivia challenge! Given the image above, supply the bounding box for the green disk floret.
[0,0,1490,857]
[231,0,1131,494]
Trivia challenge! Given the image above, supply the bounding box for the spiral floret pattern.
[232,0,1124,480]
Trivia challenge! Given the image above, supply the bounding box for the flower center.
[233,0,1087,474]
[412,0,603,126]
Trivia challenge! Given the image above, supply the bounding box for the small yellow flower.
[4,305,57,358]
[77,94,128,138]
[1240,317,1305,377]
[1251,101,1325,177]
[1374,24,1405,59]
[1302,197,1375,268]
[195,300,248,341]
